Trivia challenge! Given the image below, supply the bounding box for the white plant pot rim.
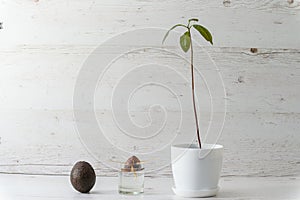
[171,143,223,161]
[172,143,223,150]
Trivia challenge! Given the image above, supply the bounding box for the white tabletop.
[0,174,299,200]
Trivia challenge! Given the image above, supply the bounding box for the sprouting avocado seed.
[123,156,142,172]
[70,161,96,193]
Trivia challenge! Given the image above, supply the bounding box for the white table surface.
[0,174,299,200]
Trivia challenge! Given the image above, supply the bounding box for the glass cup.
[118,163,144,194]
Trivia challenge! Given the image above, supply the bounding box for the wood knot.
[237,76,245,83]
[0,22,3,29]
[250,48,258,53]
[223,0,231,7]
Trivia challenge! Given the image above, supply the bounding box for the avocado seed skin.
[70,161,96,193]
[123,156,142,172]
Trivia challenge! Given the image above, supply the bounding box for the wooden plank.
[0,110,299,177]
[0,46,299,113]
[0,0,299,48]
[0,174,299,200]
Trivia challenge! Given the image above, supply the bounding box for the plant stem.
[189,30,202,149]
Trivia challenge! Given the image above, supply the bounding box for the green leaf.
[180,31,191,52]
[188,18,199,23]
[192,24,213,45]
[162,24,187,44]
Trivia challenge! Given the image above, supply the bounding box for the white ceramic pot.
[171,143,223,198]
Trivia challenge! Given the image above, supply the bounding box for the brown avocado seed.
[122,156,143,172]
[70,161,96,193]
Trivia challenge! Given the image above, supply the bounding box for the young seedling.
[162,18,213,149]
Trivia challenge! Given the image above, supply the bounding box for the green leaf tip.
[180,31,191,52]
[192,24,213,45]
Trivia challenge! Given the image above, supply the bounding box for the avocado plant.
[162,18,213,149]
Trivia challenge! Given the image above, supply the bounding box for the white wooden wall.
[0,0,299,177]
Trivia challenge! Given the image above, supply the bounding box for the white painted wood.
[0,0,299,177]
[0,46,299,176]
[0,174,299,200]
[0,0,299,48]
[0,111,299,177]
[0,46,299,112]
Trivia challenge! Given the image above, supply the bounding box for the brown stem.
[189,31,201,149]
